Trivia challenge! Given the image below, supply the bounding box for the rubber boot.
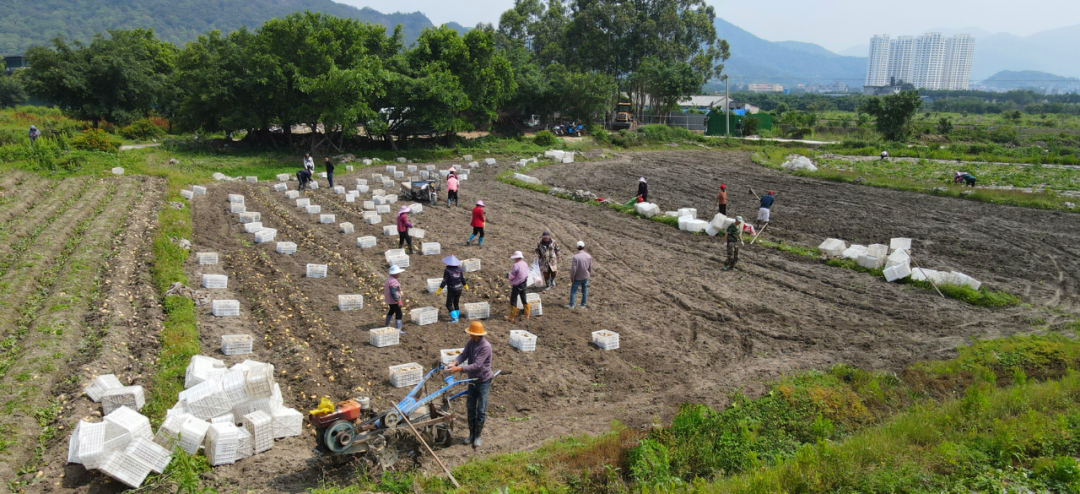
[466,234,475,246]
[472,421,484,449]
[464,420,475,445]
[406,243,414,255]
[478,237,484,248]
[504,306,518,323]
[395,319,403,335]
[450,310,460,323]
[523,303,531,320]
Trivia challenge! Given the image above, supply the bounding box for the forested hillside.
[0,0,436,54]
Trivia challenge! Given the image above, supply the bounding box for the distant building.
[3,55,27,73]
[747,83,784,93]
[677,95,730,112]
[862,85,902,96]
[864,33,973,90]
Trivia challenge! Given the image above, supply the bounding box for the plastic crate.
[369,327,399,348]
[186,380,231,420]
[242,221,264,233]
[592,331,620,351]
[426,278,442,293]
[463,302,489,320]
[408,203,423,214]
[410,307,438,326]
[104,406,152,441]
[153,413,186,450]
[386,165,397,172]
[345,194,356,203]
[102,386,146,414]
[425,165,436,171]
[510,330,537,352]
[407,165,417,172]
[244,362,275,399]
[389,363,423,388]
[196,252,218,265]
[211,413,235,424]
[387,254,410,268]
[202,274,228,289]
[420,242,441,256]
[307,264,328,278]
[239,211,261,224]
[340,222,354,234]
[305,205,322,214]
[308,181,319,190]
[212,300,240,317]
[357,236,377,248]
[386,194,398,204]
[357,185,370,193]
[221,369,250,408]
[376,204,391,214]
[100,450,153,488]
[420,171,430,179]
[179,417,211,455]
[124,436,171,474]
[180,189,194,200]
[277,173,291,182]
[246,176,258,183]
[229,203,246,214]
[319,214,335,224]
[227,194,244,204]
[243,411,274,454]
[384,248,406,259]
[206,423,240,466]
[272,407,304,438]
[333,186,346,194]
[285,190,300,199]
[74,421,107,468]
[408,228,425,239]
[338,294,364,311]
[192,185,207,195]
[382,225,396,236]
[365,214,381,225]
[276,242,297,254]
[463,258,481,272]
[516,293,543,316]
[221,334,253,355]
[356,178,368,185]
[274,183,287,192]
[254,228,277,243]
[296,198,310,208]
[440,348,464,366]
[85,374,123,402]
[236,427,253,459]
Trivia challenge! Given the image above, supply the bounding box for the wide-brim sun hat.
[399,206,410,214]
[442,255,461,266]
[476,200,485,207]
[639,177,646,182]
[466,321,487,336]
[389,265,405,275]
[510,251,524,260]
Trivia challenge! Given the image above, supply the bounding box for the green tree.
[858,90,922,141]
[936,116,953,135]
[0,72,29,108]
[547,64,617,122]
[24,29,177,125]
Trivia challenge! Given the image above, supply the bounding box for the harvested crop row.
[0,177,90,276]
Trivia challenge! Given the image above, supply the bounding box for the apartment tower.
[864,33,974,89]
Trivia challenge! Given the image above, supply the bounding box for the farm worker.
[466,200,485,247]
[723,216,745,271]
[637,177,648,202]
[446,171,459,207]
[28,125,39,144]
[384,265,406,334]
[437,255,468,323]
[447,321,493,449]
[323,157,335,188]
[397,206,414,254]
[534,232,561,291]
[758,190,775,224]
[505,251,530,322]
[565,241,592,309]
[296,167,312,191]
[954,171,976,186]
[717,184,728,215]
[303,153,315,172]
[880,150,889,161]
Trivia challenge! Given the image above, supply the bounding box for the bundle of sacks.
[817,237,981,289]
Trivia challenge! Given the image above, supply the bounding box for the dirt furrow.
[0,177,89,278]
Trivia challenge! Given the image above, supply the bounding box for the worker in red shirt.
[466,200,485,247]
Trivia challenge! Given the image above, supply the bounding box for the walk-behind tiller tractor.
[309,365,473,464]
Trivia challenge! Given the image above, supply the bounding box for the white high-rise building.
[942,34,975,89]
[864,33,974,90]
[865,35,891,86]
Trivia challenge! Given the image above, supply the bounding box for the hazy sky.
[337,0,1079,52]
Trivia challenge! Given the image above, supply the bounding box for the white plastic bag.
[528,258,544,288]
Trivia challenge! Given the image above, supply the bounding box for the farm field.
[10,150,1078,493]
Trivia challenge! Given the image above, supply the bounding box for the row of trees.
[15,0,729,150]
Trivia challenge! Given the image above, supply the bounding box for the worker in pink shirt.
[446,170,459,207]
[505,251,530,322]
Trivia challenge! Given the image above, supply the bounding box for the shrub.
[72,129,121,152]
[533,130,558,147]
[119,118,166,140]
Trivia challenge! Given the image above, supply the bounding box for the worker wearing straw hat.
[447,321,493,449]
[437,255,469,323]
[397,205,414,254]
[505,251,530,323]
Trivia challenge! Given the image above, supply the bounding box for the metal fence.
[639,113,707,131]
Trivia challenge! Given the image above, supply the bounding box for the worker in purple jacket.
[447,321,493,449]
[505,251,530,322]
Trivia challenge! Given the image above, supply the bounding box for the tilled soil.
[116,150,1069,492]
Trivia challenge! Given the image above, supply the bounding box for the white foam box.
[420,242,441,256]
[277,173,291,182]
[246,176,258,183]
[229,203,246,214]
[376,204,391,214]
[85,374,123,402]
[227,194,244,204]
[363,200,376,210]
[890,237,912,253]
[180,189,194,200]
[196,252,218,265]
[212,300,240,317]
[338,294,363,311]
[509,330,537,352]
[357,236,377,248]
[387,254,410,268]
[485,158,496,165]
[365,214,381,225]
[221,334,253,355]
[463,302,489,319]
[911,268,937,282]
[254,228,277,243]
[271,407,303,438]
[410,306,438,326]
[685,219,708,233]
[440,348,465,366]
[677,216,692,230]
[867,244,889,261]
[340,222,354,234]
[242,411,274,454]
[635,202,659,218]
[884,263,912,282]
[592,330,620,351]
[842,245,868,261]
[276,241,297,254]
[102,386,146,414]
[677,208,697,219]
[886,249,910,267]
[205,423,239,466]
[370,326,400,347]
[408,228,425,239]
[389,363,423,388]
[296,198,310,208]
[124,436,171,474]
[382,225,396,236]
[305,205,322,214]
[950,271,982,290]
[319,213,335,223]
[308,181,319,190]
[468,161,479,168]
[285,190,300,199]
[307,264,328,278]
[857,254,883,270]
[274,183,288,192]
[99,450,152,488]
[334,186,346,194]
[192,185,207,195]
[818,238,848,257]
[186,380,231,420]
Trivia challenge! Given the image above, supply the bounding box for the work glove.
[436,288,443,295]
[464,285,469,291]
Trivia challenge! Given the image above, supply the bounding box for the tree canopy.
[859,90,923,141]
